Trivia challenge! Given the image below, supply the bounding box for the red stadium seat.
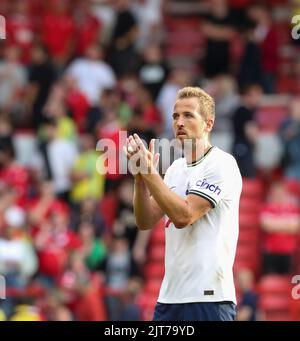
[148,244,165,262]
[258,275,293,321]
[143,278,162,295]
[149,220,165,245]
[239,212,260,230]
[238,229,260,244]
[258,275,292,293]
[239,197,262,215]
[241,179,264,199]
[99,193,118,229]
[144,263,165,280]
[138,292,158,321]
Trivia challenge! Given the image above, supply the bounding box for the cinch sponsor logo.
[196,179,221,195]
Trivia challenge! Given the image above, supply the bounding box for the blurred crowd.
[0,0,299,320]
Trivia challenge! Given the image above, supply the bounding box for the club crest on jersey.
[195,179,221,195]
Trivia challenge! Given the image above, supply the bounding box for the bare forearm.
[141,171,191,228]
[133,178,161,230]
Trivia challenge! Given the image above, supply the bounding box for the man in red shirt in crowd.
[41,0,75,67]
[260,181,300,274]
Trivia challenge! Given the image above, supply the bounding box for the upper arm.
[185,193,212,225]
[179,155,236,227]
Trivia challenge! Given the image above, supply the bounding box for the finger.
[128,135,139,152]
[123,146,131,160]
[133,134,147,153]
[149,139,155,155]
[154,152,160,169]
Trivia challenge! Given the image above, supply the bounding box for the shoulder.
[205,147,242,185]
[164,157,185,179]
[209,147,238,170]
[168,157,185,172]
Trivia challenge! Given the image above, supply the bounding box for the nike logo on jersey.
[195,179,221,195]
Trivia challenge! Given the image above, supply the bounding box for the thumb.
[149,139,155,155]
[154,153,160,169]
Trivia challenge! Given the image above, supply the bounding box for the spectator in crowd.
[237,17,263,90]
[99,88,133,129]
[204,75,239,152]
[70,133,105,204]
[43,96,78,142]
[9,300,44,321]
[6,0,36,65]
[277,57,300,95]
[97,109,124,192]
[113,177,138,250]
[279,97,300,181]
[71,197,107,238]
[63,75,90,133]
[119,276,143,321]
[138,43,170,101]
[66,44,116,106]
[27,44,57,129]
[73,0,102,56]
[247,4,279,94]
[0,140,30,207]
[0,184,17,233]
[78,221,106,271]
[90,0,115,45]
[231,84,262,177]
[131,0,162,50]
[38,119,78,201]
[0,308,6,321]
[40,0,75,69]
[201,0,236,78]
[28,181,68,232]
[0,45,27,117]
[51,304,74,321]
[236,268,258,321]
[102,234,139,320]
[58,251,107,320]
[0,113,13,141]
[260,181,300,274]
[34,205,81,287]
[128,85,162,143]
[0,205,38,316]
[110,0,139,76]
[0,206,38,286]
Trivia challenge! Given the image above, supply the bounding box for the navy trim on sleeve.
[188,190,217,208]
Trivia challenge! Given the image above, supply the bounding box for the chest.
[165,164,204,198]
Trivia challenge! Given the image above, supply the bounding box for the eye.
[184,112,193,118]
[172,113,179,119]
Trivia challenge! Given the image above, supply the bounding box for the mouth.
[177,131,186,137]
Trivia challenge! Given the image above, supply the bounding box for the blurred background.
[0,0,299,321]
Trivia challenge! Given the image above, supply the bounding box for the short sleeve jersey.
[159,146,242,304]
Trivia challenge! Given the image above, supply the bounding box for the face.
[172,97,213,143]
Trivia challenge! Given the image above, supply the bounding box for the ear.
[205,118,214,133]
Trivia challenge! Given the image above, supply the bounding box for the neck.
[183,138,212,164]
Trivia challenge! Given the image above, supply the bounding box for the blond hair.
[176,86,215,120]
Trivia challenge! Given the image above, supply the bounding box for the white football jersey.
[158,146,242,304]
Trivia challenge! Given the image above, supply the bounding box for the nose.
[176,115,185,128]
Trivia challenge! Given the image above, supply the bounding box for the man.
[123,87,242,321]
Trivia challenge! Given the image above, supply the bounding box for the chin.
[176,136,186,143]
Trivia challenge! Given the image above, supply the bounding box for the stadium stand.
[0,0,299,321]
